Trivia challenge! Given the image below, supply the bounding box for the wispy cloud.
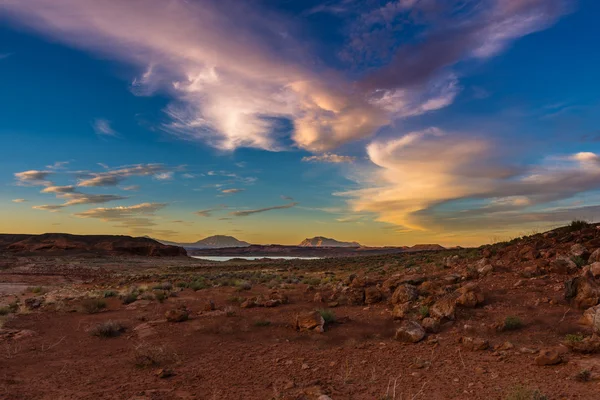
[12,198,27,203]
[0,53,13,60]
[281,195,294,201]
[46,161,70,170]
[32,204,65,212]
[230,202,297,217]
[302,153,356,163]
[93,118,118,137]
[75,202,167,231]
[14,170,53,186]
[122,185,140,191]
[154,172,174,181]
[221,188,244,194]
[0,0,569,153]
[78,164,169,187]
[194,204,226,217]
[341,128,600,236]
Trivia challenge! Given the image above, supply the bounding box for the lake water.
[192,256,322,262]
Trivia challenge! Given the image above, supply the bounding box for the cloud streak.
[230,202,298,217]
[93,119,118,137]
[302,153,356,163]
[77,164,169,187]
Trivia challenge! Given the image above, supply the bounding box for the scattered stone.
[392,302,410,320]
[240,299,256,308]
[365,286,383,304]
[317,396,333,400]
[301,363,310,370]
[571,244,589,259]
[133,323,157,339]
[456,284,484,308]
[477,263,494,277]
[264,299,280,308]
[551,257,577,275]
[346,288,365,306]
[520,347,538,354]
[583,305,600,334]
[165,308,188,322]
[460,336,489,351]
[421,317,440,333]
[202,300,215,312]
[327,302,339,308]
[24,297,43,310]
[313,292,323,303]
[430,296,456,321]
[565,272,600,309]
[394,321,425,343]
[589,248,600,263]
[295,311,325,333]
[391,284,419,305]
[590,262,600,278]
[155,368,174,378]
[535,349,562,366]
[474,367,487,375]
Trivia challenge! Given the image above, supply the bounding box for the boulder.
[430,296,457,321]
[421,317,440,333]
[392,302,410,320]
[391,284,418,305]
[313,292,324,303]
[551,257,577,274]
[269,291,289,304]
[477,264,494,276]
[571,244,589,259]
[590,262,600,278]
[240,299,256,308]
[202,300,215,312]
[589,248,600,263]
[165,308,188,322]
[456,284,485,308]
[394,321,425,343]
[346,288,365,306]
[365,286,383,304]
[583,305,600,334]
[535,349,562,366]
[565,273,600,309]
[295,311,325,333]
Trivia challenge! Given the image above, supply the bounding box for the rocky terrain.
[0,233,187,257]
[2,221,600,399]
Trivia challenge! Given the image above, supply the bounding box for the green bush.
[571,256,587,268]
[565,333,585,343]
[569,219,590,232]
[0,306,10,316]
[121,293,138,305]
[189,280,207,291]
[317,308,336,324]
[103,290,118,298]
[503,316,523,331]
[575,369,591,382]
[505,385,547,400]
[154,290,168,303]
[254,320,271,327]
[418,305,430,318]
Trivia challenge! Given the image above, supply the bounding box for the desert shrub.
[227,296,244,304]
[133,343,175,368]
[154,290,168,303]
[189,280,207,291]
[565,333,585,343]
[505,385,548,400]
[571,256,587,268]
[0,306,10,316]
[503,316,523,331]
[575,369,591,382]
[234,280,252,291]
[418,305,430,318]
[90,320,126,338]
[153,282,172,291]
[302,277,322,286]
[569,220,590,232]
[317,308,336,324]
[81,298,106,314]
[224,306,236,317]
[28,286,45,294]
[121,292,138,305]
[141,293,155,301]
[254,320,271,327]
[176,281,188,288]
[8,302,19,313]
[103,290,118,298]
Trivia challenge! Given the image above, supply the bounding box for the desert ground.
[3,224,600,399]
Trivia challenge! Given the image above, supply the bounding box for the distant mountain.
[299,236,361,248]
[154,235,251,249]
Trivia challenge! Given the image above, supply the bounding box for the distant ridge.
[155,235,251,249]
[299,236,361,248]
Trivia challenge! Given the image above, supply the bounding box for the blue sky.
[1,0,600,246]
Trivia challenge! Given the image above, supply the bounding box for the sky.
[1,0,600,247]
